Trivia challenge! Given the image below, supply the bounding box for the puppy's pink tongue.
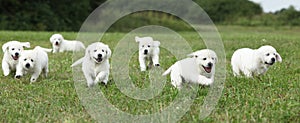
[12,55,18,60]
[204,67,212,73]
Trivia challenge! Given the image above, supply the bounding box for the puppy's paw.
[4,72,10,76]
[140,68,146,71]
[15,75,21,79]
[30,78,37,82]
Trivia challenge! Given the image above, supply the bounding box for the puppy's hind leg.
[42,65,49,78]
[30,69,42,83]
[232,65,240,77]
[170,70,182,89]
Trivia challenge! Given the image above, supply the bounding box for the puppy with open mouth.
[14,46,52,83]
[50,34,85,53]
[231,45,282,77]
[2,41,30,76]
[71,42,111,87]
[163,49,217,89]
[135,36,160,71]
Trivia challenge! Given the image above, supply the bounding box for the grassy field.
[0,26,299,122]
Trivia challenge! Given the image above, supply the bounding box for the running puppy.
[15,46,52,83]
[71,42,111,87]
[231,45,282,77]
[50,34,85,53]
[135,36,160,71]
[2,41,30,76]
[163,49,217,89]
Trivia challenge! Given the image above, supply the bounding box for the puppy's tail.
[162,65,173,76]
[71,58,84,67]
[34,46,52,52]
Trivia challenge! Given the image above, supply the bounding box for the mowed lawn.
[0,26,299,122]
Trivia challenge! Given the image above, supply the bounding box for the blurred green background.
[1,0,299,32]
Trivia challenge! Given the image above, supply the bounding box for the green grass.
[0,26,299,122]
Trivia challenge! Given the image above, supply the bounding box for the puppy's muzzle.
[55,42,59,46]
[25,63,30,68]
[12,52,19,60]
[265,58,275,65]
[94,54,103,63]
[202,62,213,73]
[144,50,148,55]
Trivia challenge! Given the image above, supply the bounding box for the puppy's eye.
[195,55,198,58]
[273,53,276,55]
[212,58,215,60]
[31,59,34,62]
[94,50,97,52]
[148,45,150,47]
[18,49,21,51]
[12,48,15,50]
[24,59,27,61]
[266,53,270,56]
[142,45,144,47]
[203,58,207,60]
[102,49,105,52]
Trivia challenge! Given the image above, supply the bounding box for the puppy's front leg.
[83,72,95,87]
[139,56,146,71]
[152,54,160,66]
[94,71,108,84]
[2,61,10,76]
[197,75,213,85]
[30,69,42,83]
[15,64,24,79]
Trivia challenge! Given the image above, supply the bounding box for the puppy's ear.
[21,42,30,48]
[135,36,140,43]
[2,42,10,52]
[276,53,282,62]
[153,41,160,47]
[105,45,112,58]
[187,52,197,58]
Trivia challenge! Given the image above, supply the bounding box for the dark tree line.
[0,0,299,31]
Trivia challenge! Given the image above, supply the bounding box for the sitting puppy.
[231,45,282,77]
[2,41,30,76]
[15,46,52,83]
[163,49,217,89]
[50,34,85,53]
[71,42,111,87]
[135,36,160,71]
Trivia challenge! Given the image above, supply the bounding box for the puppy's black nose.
[15,52,19,56]
[271,58,275,62]
[25,63,30,68]
[98,54,102,58]
[144,50,148,54]
[55,42,59,45]
[208,62,213,67]
[15,75,21,79]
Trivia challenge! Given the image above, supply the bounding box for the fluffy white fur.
[71,42,111,87]
[15,46,52,83]
[135,36,160,71]
[163,49,217,89]
[2,41,30,76]
[231,45,282,77]
[50,34,85,53]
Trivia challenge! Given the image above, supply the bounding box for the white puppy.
[163,49,217,89]
[231,45,282,77]
[2,41,30,76]
[15,46,52,83]
[135,36,160,71]
[50,34,85,53]
[71,42,111,87]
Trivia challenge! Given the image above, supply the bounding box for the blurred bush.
[0,0,299,32]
